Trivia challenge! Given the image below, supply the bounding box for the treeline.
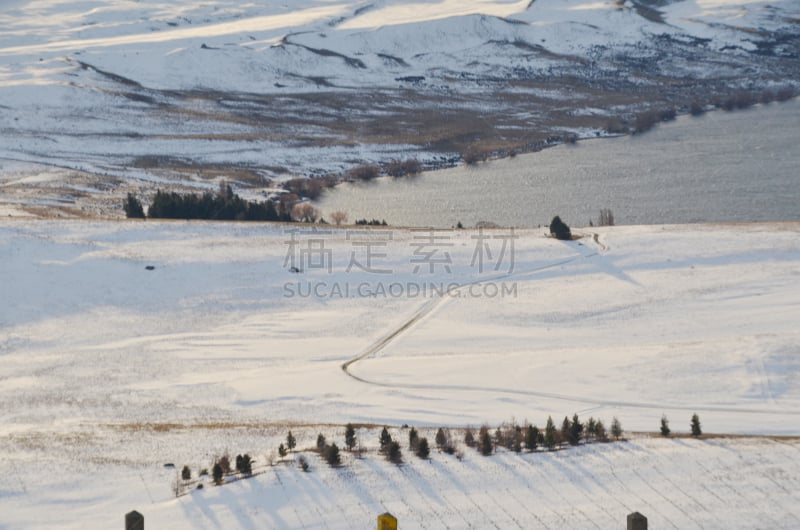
[124,185,291,222]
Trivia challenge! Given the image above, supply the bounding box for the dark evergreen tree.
[379,427,392,453]
[218,455,231,474]
[286,431,296,452]
[240,454,252,476]
[660,415,671,437]
[236,454,244,472]
[408,427,419,451]
[212,463,223,485]
[595,420,608,442]
[585,417,597,443]
[691,414,702,436]
[464,427,476,448]
[544,416,557,451]
[123,193,145,218]
[316,433,327,451]
[561,416,571,446]
[325,443,341,466]
[416,437,430,459]
[525,425,540,452]
[569,414,583,446]
[278,443,287,458]
[479,425,493,456]
[435,427,447,451]
[387,441,402,464]
[345,423,356,451]
[611,417,623,440]
[181,465,191,481]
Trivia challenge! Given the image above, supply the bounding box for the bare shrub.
[386,158,423,177]
[291,202,320,223]
[605,118,628,134]
[462,146,489,165]
[329,210,348,226]
[633,110,660,133]
[283,178,324,200]
[598,208,615,226]
[720,92,757,111]
[348,164,381,181]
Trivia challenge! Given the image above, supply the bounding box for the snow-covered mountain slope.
[0,0,798,215]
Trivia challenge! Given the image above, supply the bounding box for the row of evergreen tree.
[177,414,706,490]
[124,186,290,222]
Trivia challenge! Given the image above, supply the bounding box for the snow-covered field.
[1,219,799,528]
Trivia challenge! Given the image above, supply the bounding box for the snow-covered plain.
[1,219,799,528]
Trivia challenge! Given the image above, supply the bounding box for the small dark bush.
[462,146,489,165]
[689,101,705,116]
[549,216,572,240]
[659,108,676,121]
[297,455,310,472]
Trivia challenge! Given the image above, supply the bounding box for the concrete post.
[627,511,647,530]
[125,510,144,530]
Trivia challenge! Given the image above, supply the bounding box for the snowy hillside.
[1,0,799,216]
[1,219,799,527]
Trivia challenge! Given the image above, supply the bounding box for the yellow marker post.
[377,512,397,530]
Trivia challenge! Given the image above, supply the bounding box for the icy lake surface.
[316,99,800,227]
